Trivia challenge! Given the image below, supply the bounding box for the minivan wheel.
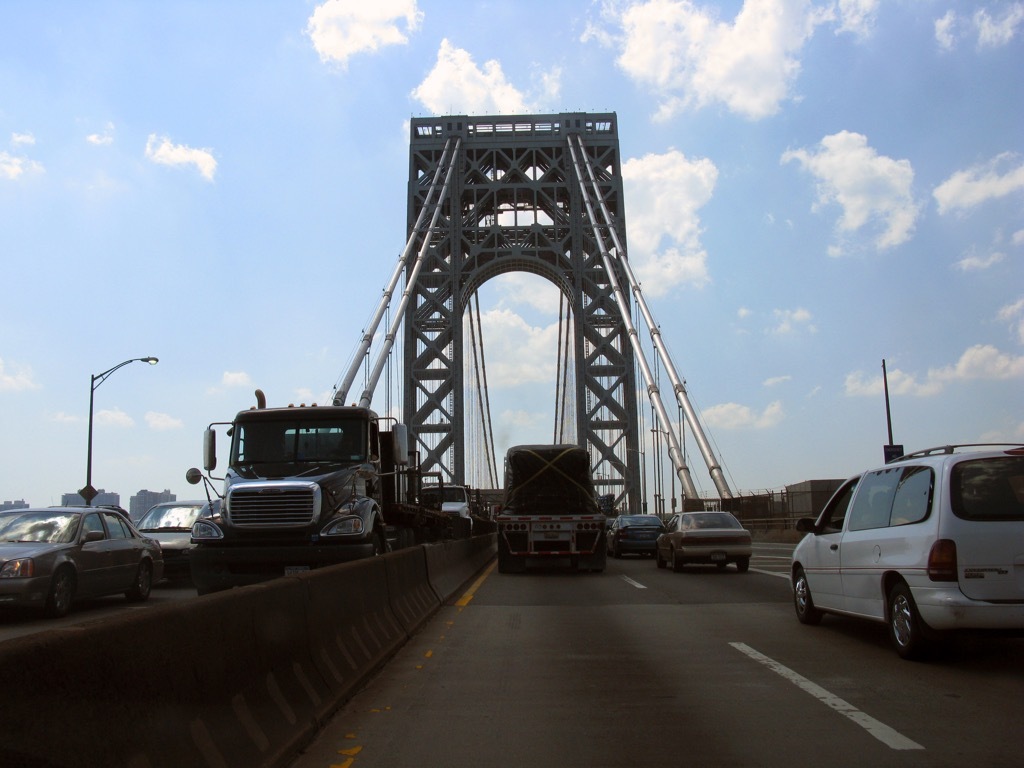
[888,581,934,660]
[793,567,822,625]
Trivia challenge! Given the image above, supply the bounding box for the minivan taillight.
[927,539,958,582]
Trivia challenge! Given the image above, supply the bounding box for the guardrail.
[0,535,496,768]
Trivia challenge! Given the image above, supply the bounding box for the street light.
[80,356,158,505]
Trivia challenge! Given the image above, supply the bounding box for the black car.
[606,514,666,558]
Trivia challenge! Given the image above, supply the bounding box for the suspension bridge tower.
[335,112,733,514]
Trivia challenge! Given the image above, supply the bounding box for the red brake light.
[927,539,958,582]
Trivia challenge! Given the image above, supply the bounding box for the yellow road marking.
[455,560,496,607]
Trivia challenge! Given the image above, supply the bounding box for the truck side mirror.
[203,428,217,472]
[392,423,409,466]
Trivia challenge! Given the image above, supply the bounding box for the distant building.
[130,489,176,522]
[61,490,120,508]
[1,500,29,512]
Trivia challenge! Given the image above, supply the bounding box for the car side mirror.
[84,530,105,543]
[795,517,817,534]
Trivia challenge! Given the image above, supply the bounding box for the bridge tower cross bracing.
[403,113,647,511]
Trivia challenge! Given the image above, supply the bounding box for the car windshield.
[421,487,467,506]
[951,456,1024,521]
[683,512,741,530]
[232,417,367,466]
[138,504,208,530]
[0,512,81,544]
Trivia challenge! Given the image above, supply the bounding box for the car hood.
[137,531,192,550]
[0,541,61,560]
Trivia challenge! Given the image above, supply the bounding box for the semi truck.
[185,389,457,594]
[495,444,607,573]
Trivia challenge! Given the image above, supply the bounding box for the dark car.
[0,506,164,617]
[656,511,752,572]
[136,500,219,583]
[606,514,666,558]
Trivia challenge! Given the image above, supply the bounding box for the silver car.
[136,500,219,584]
[0,506,164,617]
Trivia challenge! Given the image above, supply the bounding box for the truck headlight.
[321,516,364,537]
[191,520,224,541]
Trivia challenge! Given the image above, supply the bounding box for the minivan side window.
[889,466,933,526]
[818,477,859,533]
[951,456,1024,521]
[847,468,901,531]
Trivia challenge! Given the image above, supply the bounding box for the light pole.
[81,356,158,505]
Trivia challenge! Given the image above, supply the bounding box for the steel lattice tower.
[403,113,641,512]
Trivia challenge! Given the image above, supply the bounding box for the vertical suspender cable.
[356,138,462,409]
[333,136,459,405]
[567,134,700,501]
[574,135,733,500]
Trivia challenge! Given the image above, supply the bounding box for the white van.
[791,444,1024,659]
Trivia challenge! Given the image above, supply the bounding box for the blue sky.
[1,0,1022,508]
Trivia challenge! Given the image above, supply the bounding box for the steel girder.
[403,114,641,512]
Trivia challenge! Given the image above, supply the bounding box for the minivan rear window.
[951,456,1024,521]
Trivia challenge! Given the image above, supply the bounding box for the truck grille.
[228,487,317,527]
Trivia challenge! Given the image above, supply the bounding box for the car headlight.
[0,558,34,578]
[191,520,224,541]
[321,515,364,537]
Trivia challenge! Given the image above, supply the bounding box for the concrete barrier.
[425,533,497,602]
[0,537,496,768]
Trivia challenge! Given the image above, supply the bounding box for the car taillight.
[927,539,958,582]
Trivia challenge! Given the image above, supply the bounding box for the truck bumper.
[190,542,377,594]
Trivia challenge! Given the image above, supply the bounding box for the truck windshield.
[232,417,367,467]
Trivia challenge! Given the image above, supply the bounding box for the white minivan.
[791,444,1024,659]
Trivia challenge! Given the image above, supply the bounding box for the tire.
[735,557,750,573]
[672,549,685,573]
[372,531,387,556]
[793,567,823,625]
[126,560,153,602]
[888,581,936,660]
[656,548,667,569]
[44,566,75,618]
[612,543,621,559]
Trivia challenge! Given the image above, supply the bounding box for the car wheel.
[126,560,153,602]
[792,567,822,625]
[656,548,666,569]
[613,543,622,559]
[888,581,935,660]
[672,549,685,573]
[735,557,750,573]
[44,566,75,618]
[372,531,387,556]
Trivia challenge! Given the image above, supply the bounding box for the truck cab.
[187,398,406,594]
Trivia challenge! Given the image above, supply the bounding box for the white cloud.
[998,298,1024,344]
[86,123,115,146]
[0,358,37,391]
[702,400,784,429]
[935,10,957,50]
[144,134,217,181]
[11,132,35,146]
[622,149,716,295]
[763,375,791,387]
[933,152,1024,215]
[145,412,183,430]
[50,411,79,424]
[221,371,252,388]
[974,4,1024,48]
[836,0,879,38]
[782,130,919,251]
[954,248,1005,271]
[846,345,1024,397]
[411,39,538,114]
[768,307,815,335]
[0,151,44,180]
[307,0,422,68]
[933,4,1024,50]
[95,407,135,428]
[478,308,561,387]
[596,0,831,121]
